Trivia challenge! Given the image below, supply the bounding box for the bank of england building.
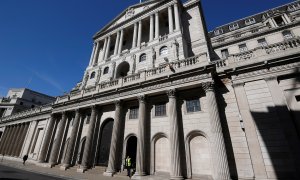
[0,0,300,179]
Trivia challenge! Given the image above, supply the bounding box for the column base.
[170,176,184,180]
[60,164,70,171]
[131,172,147,179]
[103,171,115,177]
[77,167,87,173]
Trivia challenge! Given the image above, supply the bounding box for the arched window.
[103,67,109,75]
[139,53,146,62]
[159,46,168,56]
[90,72,96,79]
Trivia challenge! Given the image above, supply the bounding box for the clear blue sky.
[0,0,293,97]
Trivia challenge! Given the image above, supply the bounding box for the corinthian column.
[118,29,124,54]
[167,89,183,180]
[132,23,138,49]
[114,32,120,56]
[0,126,10,154]
[155,12,160,39]
[49,112,68,167]
[134,95,147,177]
[79,106,98,172]
[3,126,15,155]
[62,109,81,169]
[137,21,142,47]
[104,100,124,176]
[89,43,96,66]
[174,3,180,31]
[13,123,25,157]
[38,115,56,163]
[203,82,230,180]
[149,15,154,41]
[104,36,111,60]
[168,6,174,34]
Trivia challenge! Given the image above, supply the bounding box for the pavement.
[0,157,169,180]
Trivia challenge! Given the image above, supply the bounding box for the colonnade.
[89,3,181,66]
[0,122,30,157]
[37,81,230,179]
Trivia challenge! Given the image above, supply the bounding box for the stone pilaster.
[79,106,98,172]
[38,114,56,163]
[118,29,124,54]
[62,109,81,169]
[149,15,154,41]
[167,89,183,180]
[104,36,111,60]
[114,32,120,56]
[8,125,21,156]
[132,23,138,48]
[137,21,142,47]
[134,95,147,177]
[49,112,67,167]
[203,82,230,180]
[174,3,180,31]
[13,123,25,157]
[104,100,124,176]
[168,6,174,34]
[155,12,160,39]
[3,126,15,155]
[0,126,11,154]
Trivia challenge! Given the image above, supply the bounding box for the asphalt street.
[0,164,67,180]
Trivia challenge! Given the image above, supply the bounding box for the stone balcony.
[57,53,209,103]
[211,37,300,72]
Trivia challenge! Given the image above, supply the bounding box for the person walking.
[125,156,132,177]
[23,155,28,165]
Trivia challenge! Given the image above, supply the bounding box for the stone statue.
[152,47,156,68]
[172,39,179,60]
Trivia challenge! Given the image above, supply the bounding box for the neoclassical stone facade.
[0,0,300,179]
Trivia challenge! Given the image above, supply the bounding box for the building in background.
[0,0,300,179]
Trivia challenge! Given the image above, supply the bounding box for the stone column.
[12,123,25,156]
[3,126,15,155]
[104,100,123,176]
[203,82,230,180]
[79,106,98,172]
[93,42,100,65]
[8,125,21,156]
[49,112,67,167]
[167,89,183,180]
[118,29,124,54]
[114,32,120,56]
[16,123,29,157]
[233,82,267,179]
[89,43,96,66]
[137,21,142,47]
[38,114,56,163]
[0,126,11,154]
[132,23,138,49]
[135,95,147,177]
[149,15,154,41]
[104,36,111,60]
[174,3,180,31]
[155,12,160,39]
[168,6,174,34]
[62,109,81,169]
[101,38,108,61]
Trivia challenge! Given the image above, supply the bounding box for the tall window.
[257,38,268,47]
[129,106,139,119]
[239,43,248,53]
[155,103,166,116]
[139,53,147,62]
[221,49,229,59]
[159,46,168,56]
[186,99,201,112]
[90,72,96,79]
[282,30,293,39]
[103,67,109,75]
[274,16,285,27]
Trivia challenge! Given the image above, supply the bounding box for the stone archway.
[116,61,130,78]
[154,136,170,174]
[97,118,114,166]
[125,136,137,169]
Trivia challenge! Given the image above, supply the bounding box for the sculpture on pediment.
[126,8,135,19]
[152,47,156,68]
[172,39,179,60]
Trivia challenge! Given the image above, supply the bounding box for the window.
[139,53,147,62]
[239,43,248,53]
[296,95,300,102]
[103,67,109,75]
[214,29,223,36]
[159,46,168,56]
[229,23,239,31]
[31,105,35,108]
[155,103,166,116]
[245,18,256,25]
[20,102,23,105]
[282,30,293,39]
[221,49,229,59]
[257,38,268,47]
[90,72,96,79]
[186,99,201,112]
[274,16,285,27]
[129,107,139,119]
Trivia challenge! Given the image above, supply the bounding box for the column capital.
[137,95,147,103]
[232,82,245,88]
[166,89,176,98]
[202,82,214,92]
[90,105,97,111]
[114,100,122,107]
[264,76,277,82]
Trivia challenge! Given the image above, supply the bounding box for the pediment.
[94,0,170,38]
